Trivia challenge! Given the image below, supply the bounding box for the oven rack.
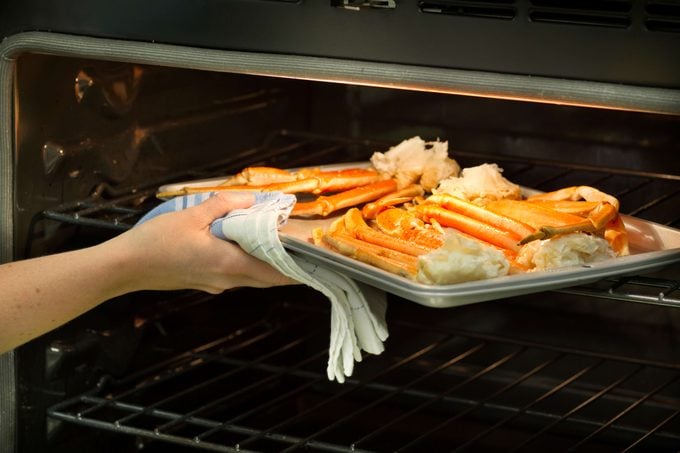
[41,130,680,308]
[47,299,680,452]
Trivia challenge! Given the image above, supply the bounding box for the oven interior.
[13,53,680,452]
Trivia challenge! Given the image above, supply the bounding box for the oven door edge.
[1,31,680,115]
[0,33,17,453]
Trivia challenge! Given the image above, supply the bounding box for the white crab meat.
[433,163,521,204]
[517,233,616,271]
[416,232,509,285]
[370,136,460,191]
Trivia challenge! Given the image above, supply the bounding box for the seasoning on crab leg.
[292,179,398,218]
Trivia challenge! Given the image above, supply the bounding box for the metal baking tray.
[159,165,680,308]
[281,215,680,307]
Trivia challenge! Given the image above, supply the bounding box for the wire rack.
[47,299,680,452]
[41,130,680,308]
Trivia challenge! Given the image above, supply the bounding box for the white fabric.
[139,191,388,382]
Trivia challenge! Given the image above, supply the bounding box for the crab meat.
[370,136,460,191]
[516,233,616,271]
[433,163,521,204]
[417,232,510,285]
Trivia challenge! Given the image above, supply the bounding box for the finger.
[231,253,298,286]
[192,192,257,223]
[217,247,298,288]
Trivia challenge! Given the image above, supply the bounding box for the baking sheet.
[280,214,680,307]
[159,165,680,308]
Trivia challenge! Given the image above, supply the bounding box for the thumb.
[192,192,257,223]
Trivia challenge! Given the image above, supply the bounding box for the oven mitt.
[137,191,388,383]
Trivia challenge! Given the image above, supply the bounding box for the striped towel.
[138,191,388,383]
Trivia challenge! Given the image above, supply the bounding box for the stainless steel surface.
[2,32,680,116]
[0,25,17,453]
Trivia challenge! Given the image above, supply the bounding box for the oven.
[1,1,680,452]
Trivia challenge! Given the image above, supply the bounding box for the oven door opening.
[4,43,680,453]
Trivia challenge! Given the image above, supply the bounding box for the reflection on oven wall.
[9,52,680,452]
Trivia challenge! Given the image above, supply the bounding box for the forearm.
[0,240,138,353]
[0,192,295,354]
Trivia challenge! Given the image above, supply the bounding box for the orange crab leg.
[292,179,398,217]
[487,199,620,245]
[485,199,589,229]
[221,166,297,186]
[426,194,534,240]
[322,218,418,279]
[527,186,619,210]
[156,179,321,199]
[343,208,434,256]
[604,215,630,256]
[413,204,521,252]
[526,200,601,216]
[308,168,381,194]
[361,184,425,219]
[374,208,444,250]
[157,167,381,198]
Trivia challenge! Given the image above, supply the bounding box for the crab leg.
[527,185,620,210]
[156,179,319,199]
[322,218,418,279]
[526,200,601,215]
[413,204,521,252]
[426,194,534,240]
[221,166,297,186]
[604,215,630,256]
[361,184,425,219]
[157,167,381,199]
[292,179,398,217]
[306,168,382,194]
[343,208,434,256]
[374,208,445,250]
[487,199,620,245]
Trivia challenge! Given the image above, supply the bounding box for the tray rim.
[281,225,680,308]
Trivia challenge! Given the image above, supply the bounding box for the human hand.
[106,192,298,294]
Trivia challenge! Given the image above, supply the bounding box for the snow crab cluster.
[157,137,629,284]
